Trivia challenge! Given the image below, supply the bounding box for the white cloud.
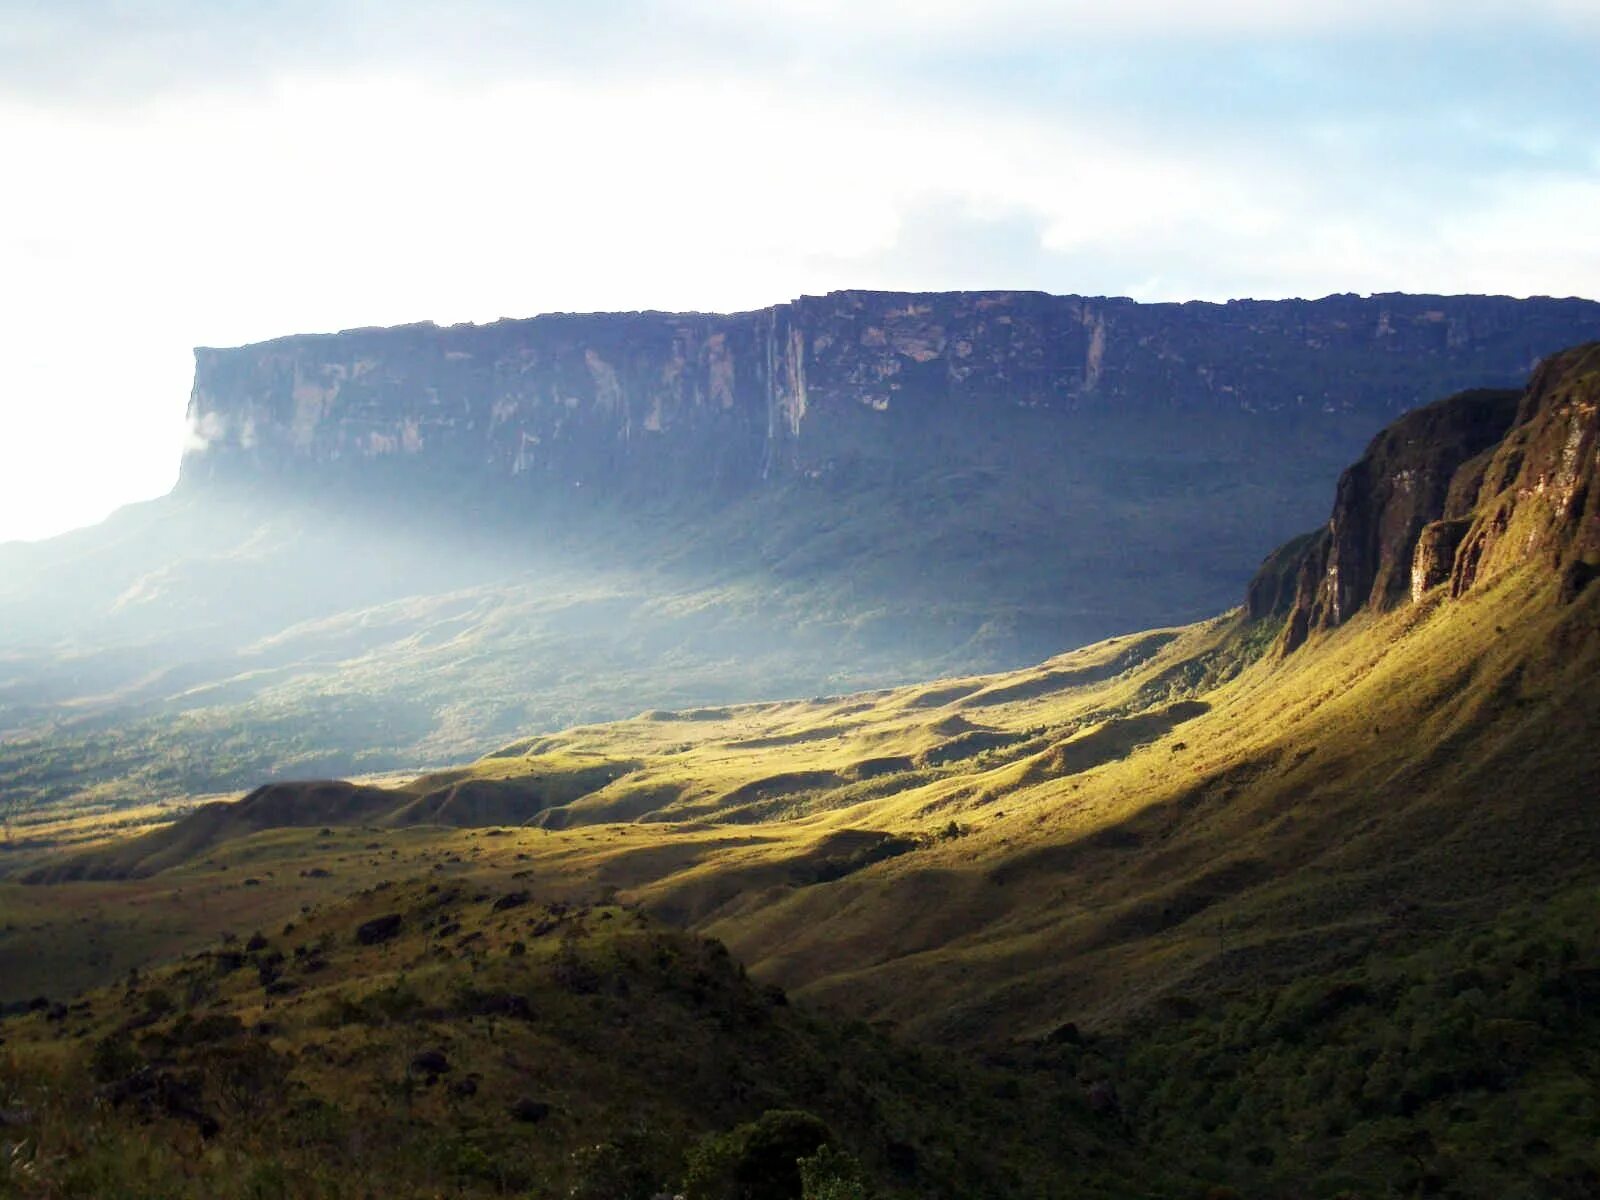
[0,30,1596,541]
[184,410,226,454]
[688,0,1600,40]
[1437,178,1600,297]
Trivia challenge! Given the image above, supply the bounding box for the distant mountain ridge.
[181,289,1600,499]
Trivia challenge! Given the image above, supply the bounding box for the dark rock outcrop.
[1411,518,1474,601]
[1450,343,1600,597]
[355,914,403,945]
[509,1096,551,1123]
[1299,388,1520,632]
[408,1049,451,1078]
[1252,342,1600,652]
[1244,530,1328,622]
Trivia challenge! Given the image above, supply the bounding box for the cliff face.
[1450,343,1600,602]
[1254,341,1600,651]
[180,289,1600,497]
[1268,389,1522,650]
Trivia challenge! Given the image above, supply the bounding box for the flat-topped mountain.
[183,289,1600,496]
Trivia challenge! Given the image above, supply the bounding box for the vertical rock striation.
[1449,343,1600,601]
[1253,341,1600,652]
[179,290,1600,498]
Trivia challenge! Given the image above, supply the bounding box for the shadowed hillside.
[0,884,1166,1199]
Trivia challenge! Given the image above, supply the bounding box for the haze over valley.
[4,290,1595,824]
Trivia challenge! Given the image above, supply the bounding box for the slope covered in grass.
[0,879,1164,1199]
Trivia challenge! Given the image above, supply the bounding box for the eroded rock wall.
[180,290,1600,498]
[1450,343,1600,600]
[1253,340,1600,653]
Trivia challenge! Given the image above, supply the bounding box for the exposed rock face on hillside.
[181,290,1600,496]
[1450,343,1600,601]
[1266,389,1521,650]
[1254,341,1600,651]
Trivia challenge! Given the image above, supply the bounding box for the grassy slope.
[708,567,1599,1039]
[0,880,1165,1200]
[5,563,1598,1197]
[18,554,1597,1038]
[256,560,1593,1048]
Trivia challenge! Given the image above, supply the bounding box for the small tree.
[683,1110,830,1200]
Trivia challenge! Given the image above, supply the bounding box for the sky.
[1,1,1598,542]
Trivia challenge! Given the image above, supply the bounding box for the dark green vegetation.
[0,884,1159,1199]
[1112,885,1600,1199]
[4,336,1600,1197]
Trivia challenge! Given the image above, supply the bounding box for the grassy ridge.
[0,880,1166,1199]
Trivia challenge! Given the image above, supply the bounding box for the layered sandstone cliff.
[1449,343,1600,602]
[1253,341,1600,651]
[180,289,1600,498]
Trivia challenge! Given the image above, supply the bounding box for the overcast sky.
[2,1,1598,541]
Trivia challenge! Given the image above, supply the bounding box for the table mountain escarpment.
[183,289,1599,497]
[177,288,1600,645]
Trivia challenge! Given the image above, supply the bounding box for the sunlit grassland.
[1,558,1596,1198]
[4,561,1593,1046]
[0,622,1215,1004]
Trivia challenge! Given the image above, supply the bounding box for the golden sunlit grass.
[4,799,197,854]
[5,556,1595,1054]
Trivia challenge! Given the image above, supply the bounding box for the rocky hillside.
[1255,341,1600,652]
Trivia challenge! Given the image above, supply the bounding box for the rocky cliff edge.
[1253,342,1600,651]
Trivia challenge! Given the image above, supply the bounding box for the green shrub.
[799,1144,870,1200]
[567,1140,664,1200]
[89,1032,142,1083]
[683,1110,831,1200]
